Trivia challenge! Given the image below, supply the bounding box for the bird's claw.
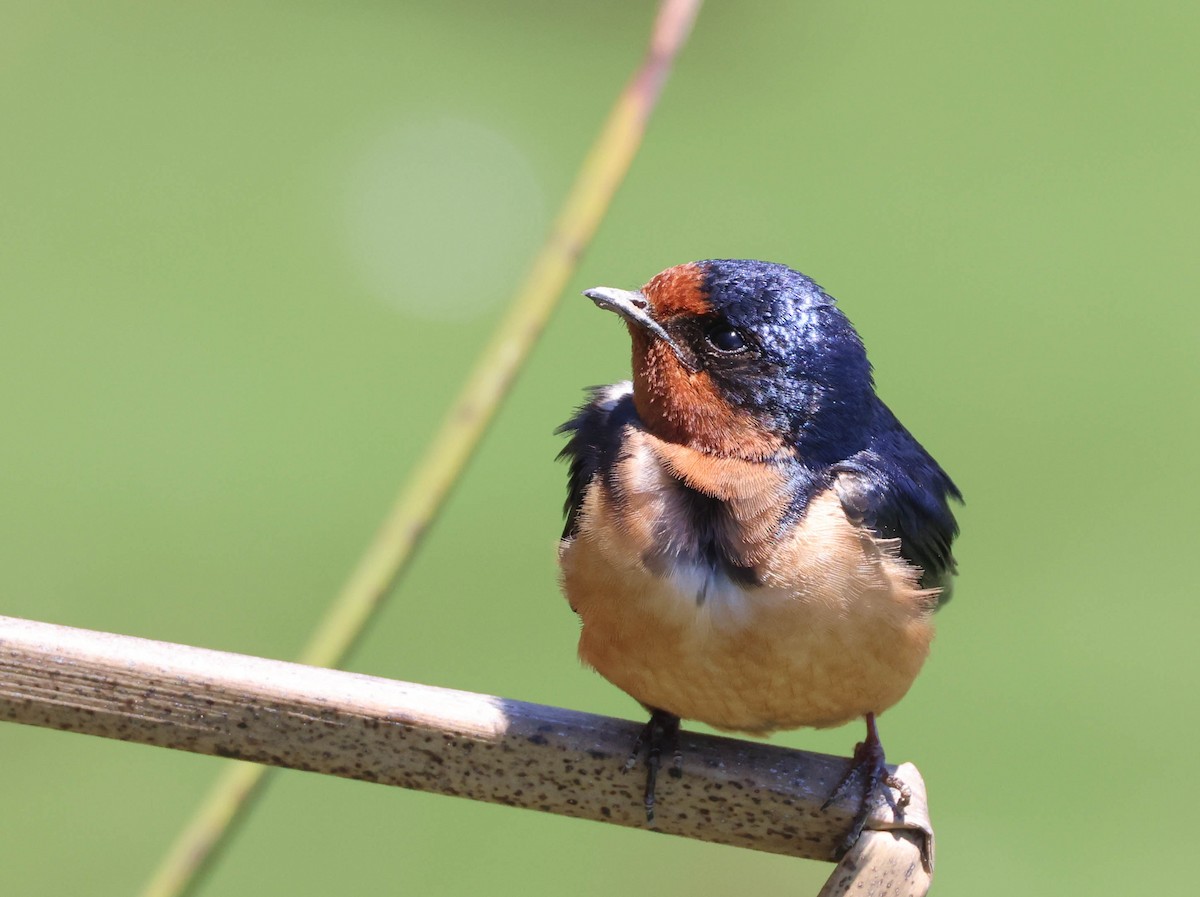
[626,709,681,825]
[822,714,908,858]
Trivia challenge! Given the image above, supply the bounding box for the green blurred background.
[2,1,1196,894]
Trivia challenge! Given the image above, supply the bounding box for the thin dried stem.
[137,3,705,895]
[0,613,932,879]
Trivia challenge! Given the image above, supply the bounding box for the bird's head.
[585,259,876,463]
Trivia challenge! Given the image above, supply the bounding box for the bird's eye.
[704,324,747,354]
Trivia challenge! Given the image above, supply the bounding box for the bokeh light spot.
[342,117,546,320]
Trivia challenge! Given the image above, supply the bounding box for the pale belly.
[560,489,937,734]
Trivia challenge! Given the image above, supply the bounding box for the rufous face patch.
[641,263,710,318]
[630,263,784,459]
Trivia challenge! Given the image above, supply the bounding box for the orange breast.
[558,433,937,734]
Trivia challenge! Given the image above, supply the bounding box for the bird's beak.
[583,287,695,370]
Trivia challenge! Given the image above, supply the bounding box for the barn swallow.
[557,259,960,850]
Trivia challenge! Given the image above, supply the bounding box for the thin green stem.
[137,2,704,896]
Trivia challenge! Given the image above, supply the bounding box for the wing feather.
[832,401,962,599]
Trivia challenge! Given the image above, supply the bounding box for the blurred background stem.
[137,2,704,896]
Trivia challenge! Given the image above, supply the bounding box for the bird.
[556,259,960,850]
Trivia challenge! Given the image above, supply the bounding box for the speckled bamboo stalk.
[0,614,932,887]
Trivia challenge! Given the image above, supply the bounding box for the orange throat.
[629,331,784,461]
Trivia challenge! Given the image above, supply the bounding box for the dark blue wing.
[556,384,638,540]
[832,401,962,599]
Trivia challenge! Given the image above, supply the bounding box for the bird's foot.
[624,708,682,824]
[821,713,910,858]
